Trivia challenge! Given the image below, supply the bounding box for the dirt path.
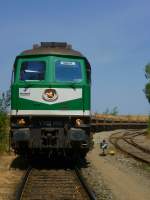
[87,130,150,200]
[0,154,26,200]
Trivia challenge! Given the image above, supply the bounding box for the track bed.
[19,167,93,200]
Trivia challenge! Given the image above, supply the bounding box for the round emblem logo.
[42,89,58,102]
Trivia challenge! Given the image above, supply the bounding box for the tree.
[0,89,11,113]
[110,106,119,115]
[103,108,110,114]
[0,90,10,152]
[144,63,150,103]
[103,107,119,115]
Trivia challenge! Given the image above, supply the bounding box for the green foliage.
[142,163,150,172]
[145,63,150,79]
[147,116,150,135]
[144,63,150,103]
[103,106,119,115]
[111,106,119,115]
[0,112,9,152]
[144,65,150,134]
[145,84,150,103]
[0,90,11,113]
[103,108,110,115]
[0,90,10,152]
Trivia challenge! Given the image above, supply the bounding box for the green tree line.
[0,90,10,152]
[145,64,150,103]
[144,64,150,133]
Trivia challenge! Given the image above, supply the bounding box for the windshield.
[55,61,82,82]
[20,61,45,81]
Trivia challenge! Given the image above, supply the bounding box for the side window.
[20,61,45,81]
[55,61,82,82]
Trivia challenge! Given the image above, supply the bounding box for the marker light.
[76,119,83,126]
[18,118,26,126]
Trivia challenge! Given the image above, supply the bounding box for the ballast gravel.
[81,162,115,200]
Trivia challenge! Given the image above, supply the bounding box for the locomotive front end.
[10,42,92,157]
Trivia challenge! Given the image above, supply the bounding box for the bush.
[103,106,119,115]
[147,116,150,135]
[0,112,9,152]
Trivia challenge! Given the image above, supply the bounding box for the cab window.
[55,61,82,82]
[20,61,45,81]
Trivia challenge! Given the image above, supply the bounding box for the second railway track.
[18,165,96,200]
[109,129,150,164]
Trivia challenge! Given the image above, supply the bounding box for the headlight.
[17,118,26,126]
[75,119,83,127]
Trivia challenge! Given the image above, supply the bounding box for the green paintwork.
[11,55,91,112]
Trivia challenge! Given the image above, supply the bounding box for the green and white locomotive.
[10,42,92,157]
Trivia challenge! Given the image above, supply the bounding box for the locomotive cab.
[10,42,92,157]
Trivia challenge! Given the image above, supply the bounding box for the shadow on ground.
[10,155,89,170]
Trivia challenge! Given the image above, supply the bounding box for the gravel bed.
[81,161,115,200]
[104,151,150,179]
[95,130,150,179]
[0,155,27,200]
[84,130,150,200]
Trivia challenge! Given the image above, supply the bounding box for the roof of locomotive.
[20,42,84,57]
[14,42,91,70]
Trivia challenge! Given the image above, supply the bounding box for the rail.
[17,166,97,200]
[75,167,97,200]
[109,130,150,164]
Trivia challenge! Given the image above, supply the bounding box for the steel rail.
[75,166,97,200]
[16,165,96,200]
[16,166,32,200]
[125,131,150,154]
[109,130,150,164]
[121,130,150,154]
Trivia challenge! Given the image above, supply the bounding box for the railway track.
[109,129,150,164]
[17,165,96,200]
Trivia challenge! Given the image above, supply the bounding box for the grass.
[145,116,150,140]
[147,116,150,133]
[0,134,9,152]
[142,163,150,172]
[0,112,9,153]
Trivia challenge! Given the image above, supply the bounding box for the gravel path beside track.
[0,155,26,200]
[81,162,114,200]
[0,154,113,200]
[87,130,150,200]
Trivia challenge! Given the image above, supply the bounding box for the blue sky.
[0,0,150,114]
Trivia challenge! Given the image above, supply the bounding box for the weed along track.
[18,166,96,200]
